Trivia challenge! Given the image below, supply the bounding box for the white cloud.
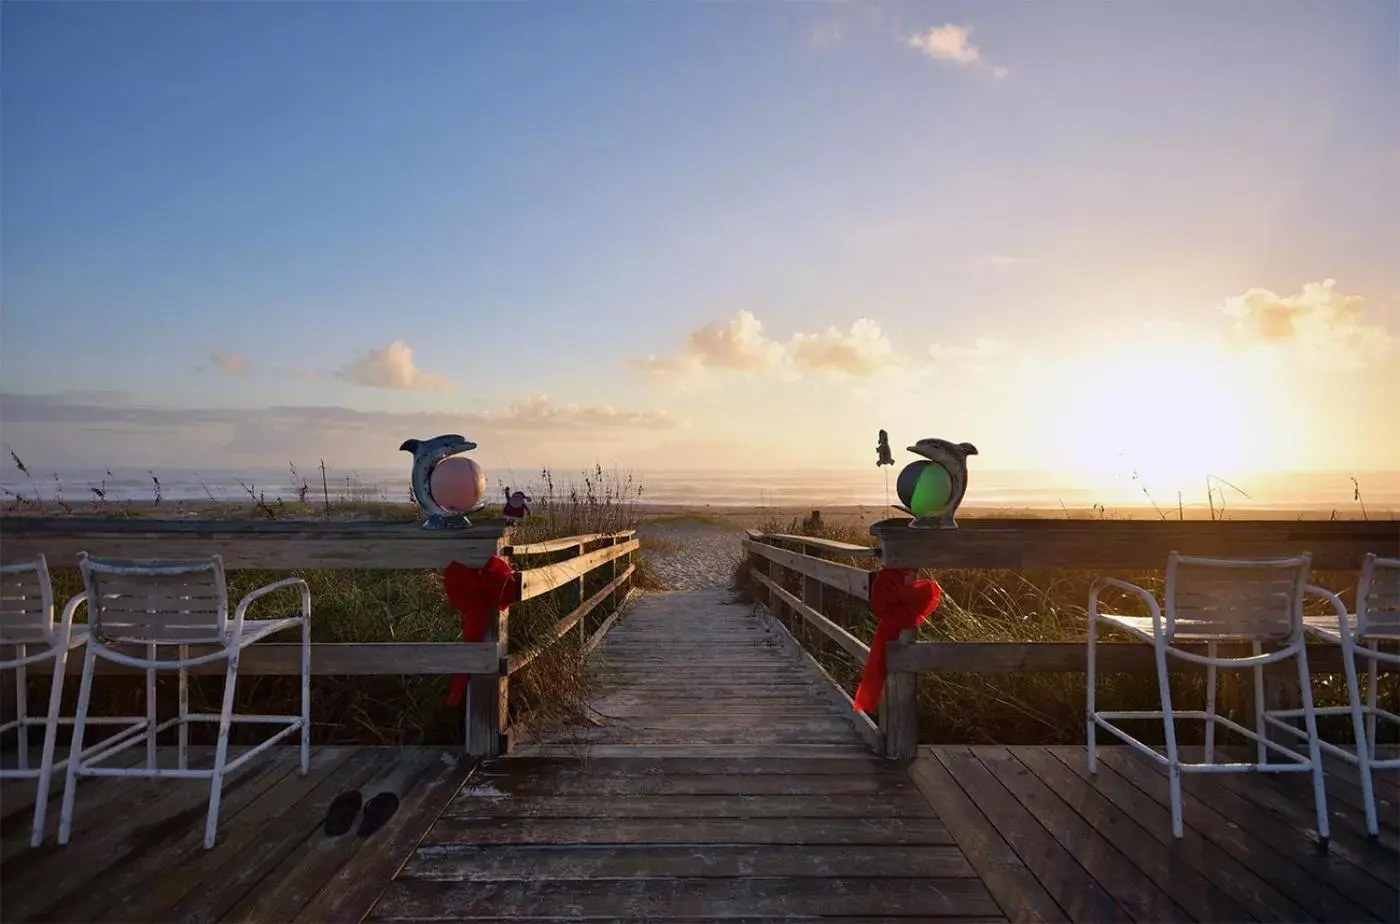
[637,311,990,382]
[928,338,1011,364]
[336,340,453,391]
[806,19,843,52]
[210,351,247,375]
[1219,279,1392,369]
[906,24,1007,77]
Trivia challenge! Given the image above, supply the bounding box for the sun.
[1055,338,1283,488]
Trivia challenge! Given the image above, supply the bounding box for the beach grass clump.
[5,460,645,747]
[738,510,1397,746]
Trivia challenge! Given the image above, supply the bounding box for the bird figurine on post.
[876,430,895,467]
[400,434,486,529]
[895,437,978,529]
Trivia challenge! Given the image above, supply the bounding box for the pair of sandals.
[323,790,400,838]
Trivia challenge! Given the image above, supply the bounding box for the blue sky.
[3,1,1397,485]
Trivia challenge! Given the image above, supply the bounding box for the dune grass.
[4,462,647,747]
[735,512,1399,747]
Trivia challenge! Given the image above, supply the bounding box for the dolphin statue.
[903,437,978,529]
[399,434,481,529]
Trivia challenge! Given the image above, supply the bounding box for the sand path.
[637,517,743,592]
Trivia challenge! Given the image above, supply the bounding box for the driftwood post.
[881,628,918,760]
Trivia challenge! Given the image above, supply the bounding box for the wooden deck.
[3,591,1396,921]
[0,745,473,923]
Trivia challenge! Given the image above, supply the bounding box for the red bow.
[442,556,516,707]
[853,567,942,714]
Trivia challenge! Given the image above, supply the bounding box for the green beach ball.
[897,460,954,518]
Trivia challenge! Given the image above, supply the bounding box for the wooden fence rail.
[746,518,1399,760]
[0,518,638,757]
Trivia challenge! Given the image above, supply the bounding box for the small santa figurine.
[502,487,531,523]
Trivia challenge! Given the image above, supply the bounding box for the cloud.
[906,24,1007,77]
[928,337,1011,364]
[636,311,788,377]
[637,312,930,381]
[805,19,843,52]
[210,351,247,375]
[0,391,676,467]
[1219,279,1392,369]
[336,340,453,390]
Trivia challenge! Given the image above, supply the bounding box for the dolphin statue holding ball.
[400,434,485,529]
[896,437,978,529]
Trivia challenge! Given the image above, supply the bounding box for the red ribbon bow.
[853,567,942,714]
[442,555,516,707]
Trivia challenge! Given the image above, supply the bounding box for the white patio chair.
[1087,552,1331,849]
[56,553,310,849]
[1279,553,1399,838]
[1,555,91,847]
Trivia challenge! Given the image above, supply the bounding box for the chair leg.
[16,648,28,772]
[1205,641,1218,764]
[300,617,310,775]
[30,649,69,847]
[1086,615,1097,773]
[178,644,189,772]
[57,643,98,846]
[1251,640,1266,766]
[1154,640,1183,838]
[146,644,157,770]
[1341,638,1379,837]
[204,652,240,850]
[1295,645,1331,852]
[1365,642,1379,760]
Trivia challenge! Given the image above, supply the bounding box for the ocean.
[3,464,1397,516]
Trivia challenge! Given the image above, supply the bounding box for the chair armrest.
[1090,577,1163,637]
[232,578,310,639]
[58,592,89,643]
[1304,584,1352,640]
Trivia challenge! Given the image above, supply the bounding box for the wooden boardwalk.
[0,745,472,923]
[2,591,1395,921]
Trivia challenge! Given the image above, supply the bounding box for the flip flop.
[357,792,400,837]
[324,790,362,837]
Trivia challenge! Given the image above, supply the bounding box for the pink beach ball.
[430,457,485,512]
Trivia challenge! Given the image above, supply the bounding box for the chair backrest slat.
[1358,554,1400,640]
[0,555,55,646]
[79,554,228,644]
[1165,553,1310,641]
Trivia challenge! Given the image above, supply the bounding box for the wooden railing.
[746,518,1400,760]
[0,518,638,757]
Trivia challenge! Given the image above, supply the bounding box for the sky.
[2,0,1398,492]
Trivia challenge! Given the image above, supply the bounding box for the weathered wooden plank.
[479,755,906,776]
[368,876,1002,920]
[752,533,881,556]
[0,518,509,570]
[754,596,881,754]
[744,539,872,600]
[906,749,1067,924]
[1,748,297,922]
[59,748,350,922]
[1039,747,1315,923]
[506,531,634,556]
[518,539,639,601]
[443,793,935,819]
[421,814,953,846]
[463,772,918,797]
[872,517,1398,571]
[885,639,1395,675]
[0,746,144,828]
[753,570,870,661]
[295,752,477,923]
[932,747,1128,923]
[96,747,365,923]
[34,641,500,677]
[509,566,634,674]
[399,842,973,880]
[221,749,447,923]
[1094,747,1382,922]
[526,729,865,747]
[976,747,1214,923]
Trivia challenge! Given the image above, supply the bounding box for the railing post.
[881,629,918,760]
[466,597,510,757]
